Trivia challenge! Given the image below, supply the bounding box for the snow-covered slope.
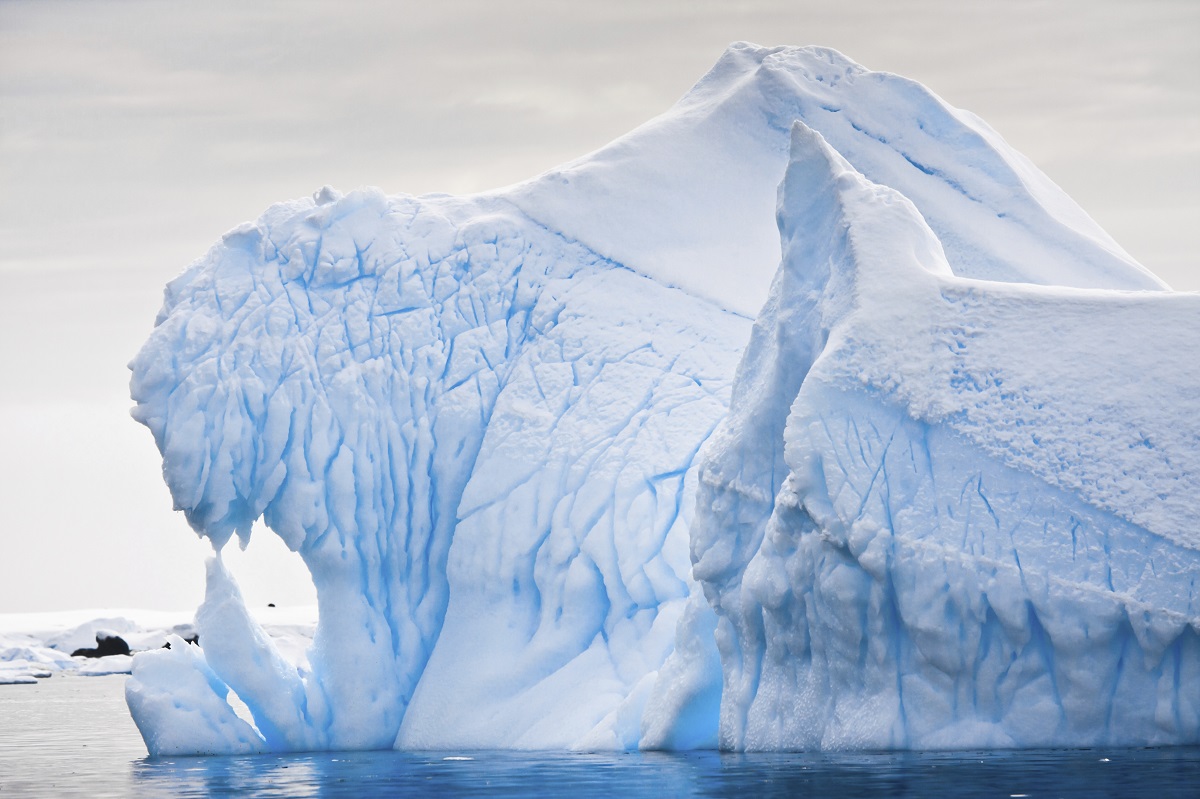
[507,42,1164,317]
[126,43,1195,755]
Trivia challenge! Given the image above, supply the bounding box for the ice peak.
[507,43,1162,321]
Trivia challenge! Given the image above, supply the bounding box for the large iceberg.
[126,43,1198,755]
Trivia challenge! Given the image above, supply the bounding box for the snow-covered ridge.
[126,43,1196,754]
[506,42,1164,318]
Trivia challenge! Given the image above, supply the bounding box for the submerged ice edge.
[125,43,1198,756]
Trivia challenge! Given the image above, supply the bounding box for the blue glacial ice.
[126,43,1198,754]
[128,188,748,753]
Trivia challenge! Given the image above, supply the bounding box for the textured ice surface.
[129,187,747,752]
[127,43,1196,754]
[690,123,1199,750]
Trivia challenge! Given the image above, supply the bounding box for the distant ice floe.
[124,43,1198,754]
[0,609,313,686]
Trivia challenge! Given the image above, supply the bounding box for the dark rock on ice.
[72,632,131,659]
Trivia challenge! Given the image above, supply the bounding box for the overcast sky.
[1,0,1196,613]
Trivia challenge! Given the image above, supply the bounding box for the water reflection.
[3,679,1195,798]
[129,747,1200,798]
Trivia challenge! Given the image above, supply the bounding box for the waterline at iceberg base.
[126,43,1199,755]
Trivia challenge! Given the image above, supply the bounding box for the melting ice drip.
[126,43,1199,755]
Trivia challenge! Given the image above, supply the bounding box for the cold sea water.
[1,675,1197,798]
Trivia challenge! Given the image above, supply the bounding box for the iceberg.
[127,43,1198,754]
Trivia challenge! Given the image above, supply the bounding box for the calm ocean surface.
[1,675,1197,798]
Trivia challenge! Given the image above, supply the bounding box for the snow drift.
[126,43,1198,754]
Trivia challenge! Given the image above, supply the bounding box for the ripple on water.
[1,675,1198,798]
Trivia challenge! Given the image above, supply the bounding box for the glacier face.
[127,43,1198,755]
